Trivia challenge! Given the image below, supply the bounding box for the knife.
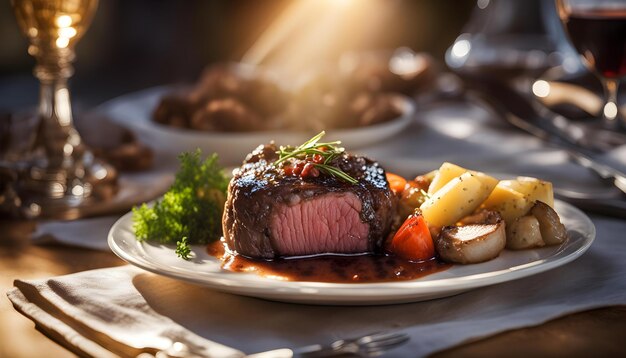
[566,151,626,195]
[466,76,625,153]
[461,77,626,217]
[502,104,626,197]
[465,77,626,190]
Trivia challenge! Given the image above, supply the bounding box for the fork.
[247,331,410,358]
[142,331,410,358]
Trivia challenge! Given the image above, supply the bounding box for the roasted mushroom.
[530,201,568,245]
[436,211,506,264]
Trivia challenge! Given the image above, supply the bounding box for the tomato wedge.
[387,212,435,261]
[386,172,407,195]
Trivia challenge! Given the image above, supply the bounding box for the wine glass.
[556,0,626,128]
[8,0,117,219]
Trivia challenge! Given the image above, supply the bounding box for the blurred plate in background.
[98,86,415,164]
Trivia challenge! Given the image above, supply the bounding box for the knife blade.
[461,77,626,217]
[466,76,624,153]
[465,77,626,190]
[566,151,626,195]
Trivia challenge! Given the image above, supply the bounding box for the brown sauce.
[207,240,450,283]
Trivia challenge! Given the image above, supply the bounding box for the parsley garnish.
[274,131,358,184]
[175,237,192,260]
[132,150,229,246]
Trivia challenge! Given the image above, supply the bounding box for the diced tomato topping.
[312,154,324,164]
[301,162,315,177]
[293,161,304,175]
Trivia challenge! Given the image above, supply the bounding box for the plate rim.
[108,199,595,301]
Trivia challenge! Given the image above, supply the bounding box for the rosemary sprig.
[274,131,357,184]
[315,163,358,184]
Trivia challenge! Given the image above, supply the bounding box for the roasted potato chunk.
[506,215,545,250]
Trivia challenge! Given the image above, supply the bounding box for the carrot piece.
[386,172,407,195]
[387,212,435,261]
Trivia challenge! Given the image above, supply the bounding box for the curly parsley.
[132,150,229,246]
[175,237,192,260]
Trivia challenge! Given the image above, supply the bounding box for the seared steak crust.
[222,143,396,259]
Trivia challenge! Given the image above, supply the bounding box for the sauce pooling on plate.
[207,240,450,283]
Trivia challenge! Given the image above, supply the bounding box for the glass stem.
[601,77,621,128]
[32,52,84,170]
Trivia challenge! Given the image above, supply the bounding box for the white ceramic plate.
[108,200,595,306]
[99,86,415,165]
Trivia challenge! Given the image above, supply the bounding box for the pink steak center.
[269,192,370,256]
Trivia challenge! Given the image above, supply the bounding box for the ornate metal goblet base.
[5,0,120,220]
[0,111,119,220]
[15,154,118,220]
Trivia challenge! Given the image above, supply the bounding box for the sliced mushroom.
[530,201,568,245]
[506,215,545,250]
[436,211,506,264]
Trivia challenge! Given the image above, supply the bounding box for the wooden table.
[1,219,625,358]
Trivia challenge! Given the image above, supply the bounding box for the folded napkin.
[8,213,626,357]
[33,216,119,251]
[7,266,244,358]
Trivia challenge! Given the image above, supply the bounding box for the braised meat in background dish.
[151,54,433,132]
[286,73,403,131]
[153,64,289,131]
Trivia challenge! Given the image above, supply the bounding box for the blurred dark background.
[0,0,475,110]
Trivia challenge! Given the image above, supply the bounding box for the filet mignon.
[222,143,396,259]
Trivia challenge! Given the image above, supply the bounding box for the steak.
[222,143,396,259]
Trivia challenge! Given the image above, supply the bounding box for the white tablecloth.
[17,99,626,357]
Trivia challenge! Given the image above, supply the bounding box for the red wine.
[565,9,626,78]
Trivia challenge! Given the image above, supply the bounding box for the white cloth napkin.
[7,266,244,358]
[7,212,626,357]
[33,216,119,251]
